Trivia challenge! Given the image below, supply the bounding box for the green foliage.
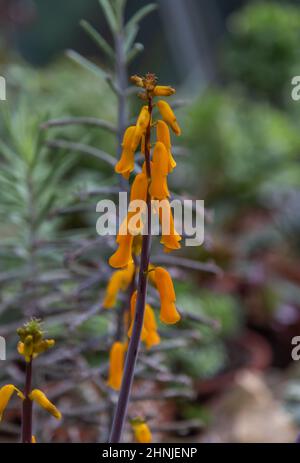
[224,1,300,104]
[184,90,300,210]
[168,282,242,379]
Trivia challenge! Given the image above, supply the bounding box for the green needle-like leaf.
[80,20,115,60]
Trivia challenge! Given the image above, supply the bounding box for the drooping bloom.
[156,120,176,172]
[107,341,126,391]
[115,126,136,179]
[149,142,170,200]
[29,389,61,420]
[128,292,160,348]
[131,419,152,443]
[159,200,182,252]
[144,304,161,349]
[157,100,181,136]
[0,384,24,421]
[103,262,135,309]
[128,172,148,235]
[131,106,151,152]
[154,267,181,324]
[109,232,134,269]
[153,86,175,97]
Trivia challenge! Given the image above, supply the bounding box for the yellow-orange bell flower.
[109,232,134,269]
[0,384,24,421]
[132,420,152,443]
[149,142,170,200]
[29,389,61,420]
[159,200,182,252]
[107,341,126,391]
[154,267,180,324]
[144,304,161,349]
[157,100,181,136]
[153,85,175,97]
[115,126,136,179]
[131,106,151,152]
[156,120,176,172]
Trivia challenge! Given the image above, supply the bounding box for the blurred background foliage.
[1,0,300,442]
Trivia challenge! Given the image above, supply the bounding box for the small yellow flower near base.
[107,342,126,391]
[0,384,24,421]
[131,420,152,443]
[29,389,61,420]
[153,85,175,97]
[31,435,37,443]
[157,100,181,136]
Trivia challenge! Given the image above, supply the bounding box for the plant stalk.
[109,97,153,443]
[22,358,33,443]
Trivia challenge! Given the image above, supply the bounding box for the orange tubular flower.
[131,106,151,152]
[107,341,126,391]
[144,304,160,349]
[159,200,182,252]
[149,142,170,200]
[29,389,62,420]
[115,126,136,179]
[157,100,181,136]
[154,267,181,324]
[153,85,175,97]
[156,120,176,172]
[103,263,135,309]
[0,385,24,421]
[109,233,134,269]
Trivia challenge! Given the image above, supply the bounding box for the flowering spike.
[107,342,126,391]
[17,319,55,361]
[157,100,181,136]
[29,389,61,420]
